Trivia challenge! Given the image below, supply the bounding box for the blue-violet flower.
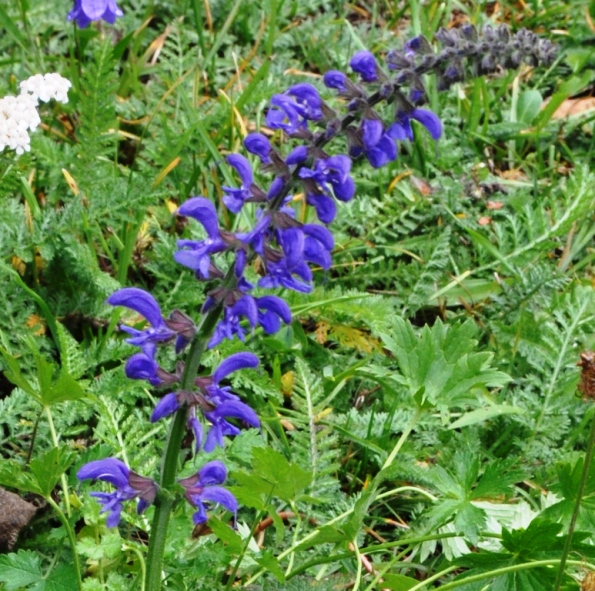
[77,458,157,527]
[68,0,123,28]
[178,461,238,525]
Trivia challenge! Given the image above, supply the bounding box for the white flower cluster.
[0,73,71,155]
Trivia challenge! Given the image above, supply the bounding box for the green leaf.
[230,444,312,510]
[472,459,525,499]
[381,573,419,590]
[0,550,42,590]
[500,519,563,554]
[77,531,122,560]
[29,447,75,498]
[448,405,524,429]
[515,89,543,125]
[208,516,243,553]
[292,524,348,553]
[381,318,510,410]
[0,346,40,400]
[255,549,285,583]
[43,370,86,406]
[43,563,79,591]
[0,459,43,496]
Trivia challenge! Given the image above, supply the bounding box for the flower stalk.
[74,23,557,591]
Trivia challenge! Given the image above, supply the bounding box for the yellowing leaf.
[330,324,379,353]
[25,314,46,336]
[165,199,178,214]
[281,371,294,396]
[61,168,80,196]
[12,256,25,276]
[152,157,181,188]
[314,320,329,344]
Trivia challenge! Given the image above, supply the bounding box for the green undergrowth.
[1,0,595,589]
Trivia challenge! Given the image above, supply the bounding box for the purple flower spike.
[350,50,378,82]
[175,197,234,278]
[188,411,203,452]
[179,461,238,525]
[259,258,313,293]
[307,193,337,224]
[208,296,259,348]
[68,0,123,28]
[244,133,272,164]
[285,145,309,165]
[222,154,256,213]
[267,95,305,134]
[77,458,157,527]
[303,224,334,269]
[149,351,260,451]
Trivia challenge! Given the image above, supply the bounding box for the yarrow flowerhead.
[68,0,123,28]
[77,458,157,527]
[178,461,238,525]
[0,73,71,155]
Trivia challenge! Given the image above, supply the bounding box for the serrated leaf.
[29,447,75,498]
[381,318,510,410]
[250,447,312,503]
[77,531,121,560]
[43,563,79,591]
[208,516,243,553]
[0,346,39,400]
[0,550,42,590]
[43,370,86,406]
[0,459,43,495]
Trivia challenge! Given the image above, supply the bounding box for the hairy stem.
[145,304,222,591]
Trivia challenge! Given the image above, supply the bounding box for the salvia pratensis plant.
[66,22,557,590]
[4,9,555,589]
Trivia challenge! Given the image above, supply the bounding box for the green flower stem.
[381,407,423,471]
[553,405,595,591]
[410,559,595,591]
[44,406,71,517]
[145,303,222,591]
[46,496,83,591]
[351,539,363,591]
